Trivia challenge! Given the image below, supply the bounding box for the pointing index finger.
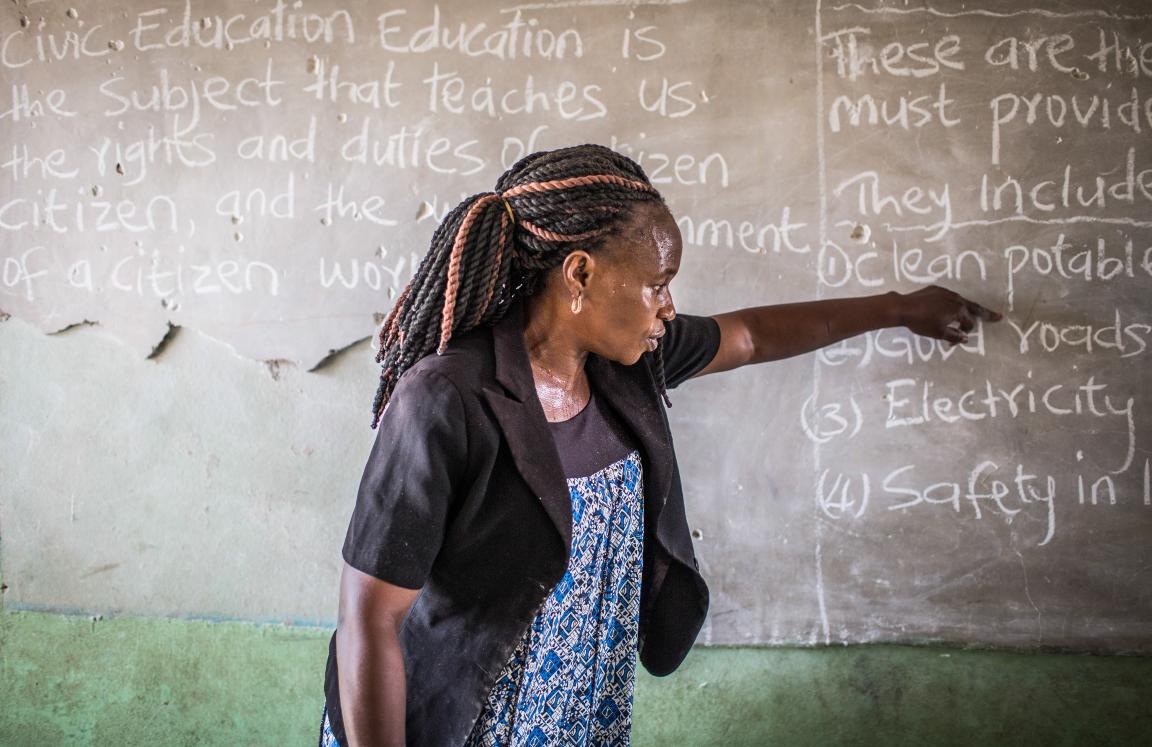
[966,300,1002,322]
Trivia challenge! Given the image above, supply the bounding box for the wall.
[3,0,1151,741]
[5,286,1150,745]
[3,0,1151,651]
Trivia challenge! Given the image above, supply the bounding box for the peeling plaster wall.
[0,316,359,624]
[4,297,1150,746]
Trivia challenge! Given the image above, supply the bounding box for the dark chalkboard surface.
[1,0,1149,650]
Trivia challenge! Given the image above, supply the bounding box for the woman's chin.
[622,347,648,366]
[595,340,650,366]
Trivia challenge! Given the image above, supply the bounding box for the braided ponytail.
[370,144,672,428]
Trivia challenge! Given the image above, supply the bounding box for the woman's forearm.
[336,623,408,747]
[703,285,1000,374]
[721,290,903,364]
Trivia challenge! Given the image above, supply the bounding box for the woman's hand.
[895,285,1003,345]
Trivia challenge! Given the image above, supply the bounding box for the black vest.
[325,301,715,746]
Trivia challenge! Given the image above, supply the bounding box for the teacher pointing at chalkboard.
[319,144,1000,747]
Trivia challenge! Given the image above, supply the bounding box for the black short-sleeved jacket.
[324,300,721,746]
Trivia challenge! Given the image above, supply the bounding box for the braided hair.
[370,144,672,429]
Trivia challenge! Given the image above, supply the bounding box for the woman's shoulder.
[398,323,497,399]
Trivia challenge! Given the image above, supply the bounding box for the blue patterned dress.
[465,449,645,747]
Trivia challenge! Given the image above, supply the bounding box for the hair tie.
[501,197,515,222]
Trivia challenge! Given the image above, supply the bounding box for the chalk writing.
[376,7,582,60]
[130,1,356,52]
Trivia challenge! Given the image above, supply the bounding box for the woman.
[320,144,1000,747]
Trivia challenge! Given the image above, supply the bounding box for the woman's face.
[578,203,682,365]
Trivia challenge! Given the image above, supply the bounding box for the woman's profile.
[319,144,1000,747]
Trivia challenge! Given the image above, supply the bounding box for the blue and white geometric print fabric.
[319,705,338,747]
[466,450,646,747]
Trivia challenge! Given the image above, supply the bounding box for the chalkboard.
[1,0,1149,652]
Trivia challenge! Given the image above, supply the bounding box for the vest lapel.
[480,302,678,561]
[585,354,675,537]
[481,303,573,555]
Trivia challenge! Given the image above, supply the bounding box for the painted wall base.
[2,610,1148,746]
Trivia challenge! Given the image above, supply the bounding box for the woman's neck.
[523,294,591,421]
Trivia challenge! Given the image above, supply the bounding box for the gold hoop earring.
[570,293,583,315]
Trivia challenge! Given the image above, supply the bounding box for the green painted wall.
[2,607,1149,746]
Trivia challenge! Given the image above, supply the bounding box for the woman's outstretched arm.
[695,285,1002,377]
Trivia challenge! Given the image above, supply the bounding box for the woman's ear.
[561,249,594,294]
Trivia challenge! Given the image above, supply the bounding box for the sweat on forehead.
[604,202,678,263]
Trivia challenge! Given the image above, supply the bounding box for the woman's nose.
[658,296,676,321]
